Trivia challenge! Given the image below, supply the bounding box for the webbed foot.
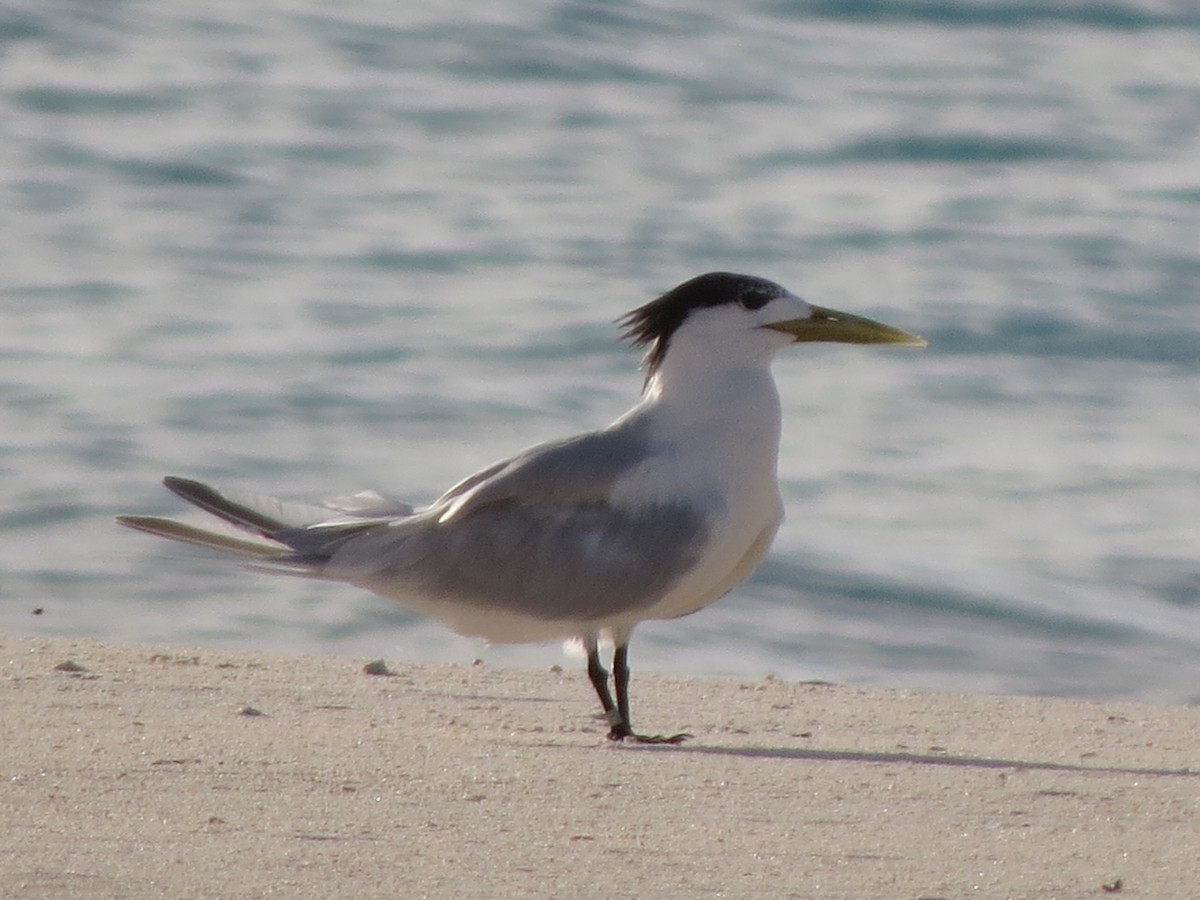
[607,726,692,745]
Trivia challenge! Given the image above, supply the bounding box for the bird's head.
[619,272,925,384]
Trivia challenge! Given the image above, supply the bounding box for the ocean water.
[2,1,1198,704]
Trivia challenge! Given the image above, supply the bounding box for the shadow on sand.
[619,741,1198,778]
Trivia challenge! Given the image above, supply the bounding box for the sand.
[2,633,1197,899]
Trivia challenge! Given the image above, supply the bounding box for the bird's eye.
[739,290,770,311]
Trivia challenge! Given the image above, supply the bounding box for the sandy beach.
[2,633,1197,899]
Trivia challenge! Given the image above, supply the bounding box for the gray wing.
[317,426,710,622]
[428,425,650,519]
[120,426,710,625]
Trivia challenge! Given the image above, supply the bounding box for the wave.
[774,0,1200,31]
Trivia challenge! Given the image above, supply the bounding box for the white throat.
[609,341,785,517]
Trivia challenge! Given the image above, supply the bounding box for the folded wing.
[118,425,710,627]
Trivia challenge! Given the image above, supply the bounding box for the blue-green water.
[2,1,1198,703]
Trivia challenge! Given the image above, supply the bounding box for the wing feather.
[120,419,711,630]
[319,424,710,622]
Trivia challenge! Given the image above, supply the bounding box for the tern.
[118,272,924,743]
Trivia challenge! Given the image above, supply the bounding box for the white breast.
[605,364,786,629]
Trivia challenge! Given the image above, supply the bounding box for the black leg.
[612,642,633,738]
[585,641,623,736]
[606,642,690,745]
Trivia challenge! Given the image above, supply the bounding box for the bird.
[118,272,925,743]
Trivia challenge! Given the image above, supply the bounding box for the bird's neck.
[640,351,783,460]
[604,350,784,519]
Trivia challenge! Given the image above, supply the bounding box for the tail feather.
[163,476,324,537]
[115,514,291,560]
[118,476,406,571]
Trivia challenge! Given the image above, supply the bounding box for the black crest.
[618,272,788,380]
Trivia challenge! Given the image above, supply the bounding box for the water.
[2,1,1198,704]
